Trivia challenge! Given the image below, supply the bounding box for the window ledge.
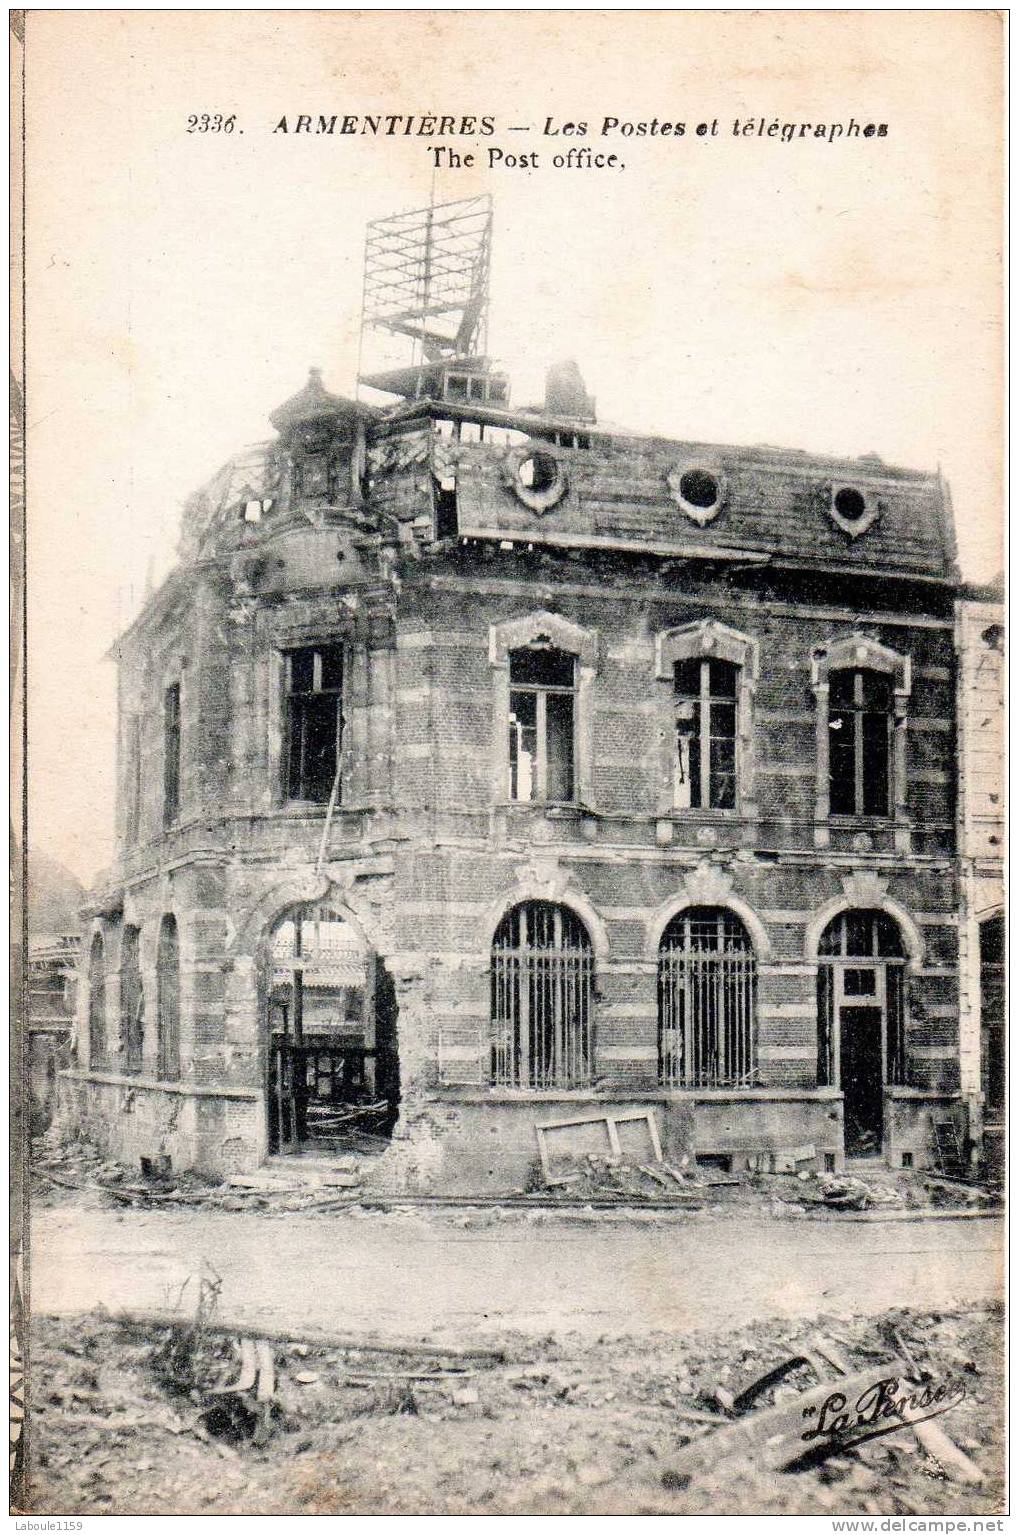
[434,1086,844,1105]
[497,801,590,819]
[663,808,740,821]
[828,815,899,828]
[884,1086,960,1101]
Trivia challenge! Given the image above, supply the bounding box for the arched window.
[817,908,906,1155]
[88,933,106,1070]
[491,901,594,1088]
[828,668,892,817]
[157,915,181,1083]
[120,926,143,1075]
[658,907,757,1087]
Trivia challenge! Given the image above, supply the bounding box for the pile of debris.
[536,1152,711,1204]
[29,1298,1001,1516]
[813,1174,905,1211]
[30,1131,371,1214]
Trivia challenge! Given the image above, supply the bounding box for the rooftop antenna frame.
[357,193,493,400]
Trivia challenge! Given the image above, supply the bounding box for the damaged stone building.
[66,200,997,1189]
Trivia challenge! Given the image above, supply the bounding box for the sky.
[22,11,1003,883]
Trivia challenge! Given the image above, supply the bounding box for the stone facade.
[66,360,972,1187]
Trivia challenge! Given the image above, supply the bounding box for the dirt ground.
[26,1301,1004,1517]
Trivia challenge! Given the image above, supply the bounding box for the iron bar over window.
[658,906,757,1087]
[88,933,106,1071]
[157,915,181,1082]
[491,901,593,1088]
[163,683,181,827]
[120,926,143,1075]
[674,658,738,810]
[508,646,576,803]
[816,909,906,1088]
[283,645,344,803]
[828,668,891,816]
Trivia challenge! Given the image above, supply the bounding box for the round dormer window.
[828,483,881,539]
[833,487,866,523]
[503,443,569,514]
[679,469,720,510]
[666,463,726,525]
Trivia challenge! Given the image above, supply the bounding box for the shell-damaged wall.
[68,382,964,1184]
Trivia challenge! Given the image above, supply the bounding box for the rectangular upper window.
[673,657,737,811]
[163,683,181,828]
[284,644,344,803]
[125,714,142,844]
[829,668,891,816]
[508,646,576,803]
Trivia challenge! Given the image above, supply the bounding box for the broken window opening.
[125,714,142,845]
[508,645,576,803]
[828,668,891,816]
[120,926,144,1075]
[88,933,107,1071]
[673,657,738,811]
[163,682,181,828]
[298,452,330,500]
[157,914,181,1082]
[518,452,559,493]
[490,900,594,1089]
[433,477,458,539]
[283,644,344,803]
[658,907,757,1088]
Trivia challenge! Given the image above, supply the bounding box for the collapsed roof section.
[176,352,956,586]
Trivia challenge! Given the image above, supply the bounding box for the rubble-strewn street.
[26,1158,1004,1516]
[28,1299,1003,1516]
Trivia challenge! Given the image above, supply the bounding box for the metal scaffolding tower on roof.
[358,193,493,399]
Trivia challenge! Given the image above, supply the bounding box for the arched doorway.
[264,903,399,1153]
[817,908,906,1156]
[657,906,757,1087]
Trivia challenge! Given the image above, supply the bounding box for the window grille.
[490,901,593,1088]
[658,906,757,1087]
[283,645,344,803]
[507,646,576,803]
[674,658,738,810]
[157,915,181,1082]
[828,668,891,816]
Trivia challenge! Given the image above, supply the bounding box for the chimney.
[544,360,596,422]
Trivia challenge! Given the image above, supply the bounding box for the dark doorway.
[264,905,399,1154]
[840,1006,884,1156]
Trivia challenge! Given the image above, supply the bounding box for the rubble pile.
[27,1302,1003,1516]
[537,1152,707,1204]
[32,1129,998,1220]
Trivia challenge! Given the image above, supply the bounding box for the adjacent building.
[956,580,1005,1175]
[27,933,79,1129]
